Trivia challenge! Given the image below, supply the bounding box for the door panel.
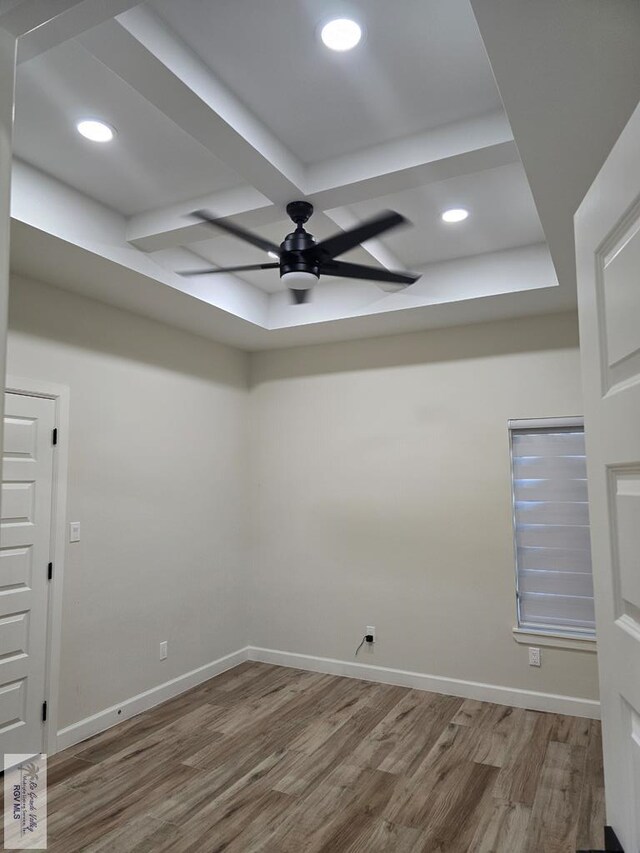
[576,99,640,851]
[613,470,640,621]
[0,393,55,759]
[601,217,640,385]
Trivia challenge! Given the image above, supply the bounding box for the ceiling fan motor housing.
[280,201,320,293]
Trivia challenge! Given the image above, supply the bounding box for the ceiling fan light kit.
[281,270,318,287]
[442,207,469,223]
[180,201,420,304]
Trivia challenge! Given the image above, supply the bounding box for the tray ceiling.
[8,0,571,349]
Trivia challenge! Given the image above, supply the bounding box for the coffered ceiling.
[6,0,583,349]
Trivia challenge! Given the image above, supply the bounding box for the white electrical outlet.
[159,641,168,660]
[366,625,376,643]
[69,521,81,543]
[528,646,541,667]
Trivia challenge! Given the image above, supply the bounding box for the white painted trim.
[5,376,71,756]
[54,642,601,755]
[248,646,601,720]
[512,626,597,653]
[508,415,584,430]
[56,647,249,752]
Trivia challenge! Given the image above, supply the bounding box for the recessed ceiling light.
[441,208,469,223]
[76,119,115,143]
[321,18,362,52]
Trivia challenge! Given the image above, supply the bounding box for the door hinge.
[47,562,53,581]
[52,428,58,446]
[42,701,47,723]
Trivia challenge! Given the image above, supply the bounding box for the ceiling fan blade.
[178,263,279,276]
[320,260,419,285]
[191,209,281,254]
[310,211,408,260]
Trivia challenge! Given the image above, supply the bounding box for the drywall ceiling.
[469,0,640,295]
[14,38,243,214]
[344,163,545,269]
[149,0,504,165]
[9,0,613,350]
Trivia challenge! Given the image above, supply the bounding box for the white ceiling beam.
[127,186,274,253]
[126,112,517,256]
[17,1,144,63]
[0,0,141,56]
[306,111,518,209]
[79,7,306,205]
[0,0,104,34]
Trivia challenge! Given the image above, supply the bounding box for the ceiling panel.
[13,38,243,215]
[341,163,546,268]
[149,0,503,165]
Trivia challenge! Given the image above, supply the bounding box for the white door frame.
[5,375,70,756]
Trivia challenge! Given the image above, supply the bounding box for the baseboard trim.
[55,643,600,754]
[56,647,250,753]
[248,646,600,719]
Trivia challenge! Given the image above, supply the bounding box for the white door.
[0,392,55,760]
[575,100,640,852]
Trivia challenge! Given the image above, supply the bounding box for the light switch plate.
[69,521,81,543]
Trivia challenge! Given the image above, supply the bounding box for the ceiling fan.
[179,201,420,304]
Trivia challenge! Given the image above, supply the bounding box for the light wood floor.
[36,662,605,852]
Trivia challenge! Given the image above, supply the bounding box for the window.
[509,417,595,638]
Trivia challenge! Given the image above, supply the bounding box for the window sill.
[512,627,597,653]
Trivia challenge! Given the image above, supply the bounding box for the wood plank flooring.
[22,662,606,852]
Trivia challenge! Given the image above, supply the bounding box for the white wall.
[249,312,600,701]
[5,277,599,731]
[7,275,250,728]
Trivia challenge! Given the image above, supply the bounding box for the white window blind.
[509,418,595,636]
